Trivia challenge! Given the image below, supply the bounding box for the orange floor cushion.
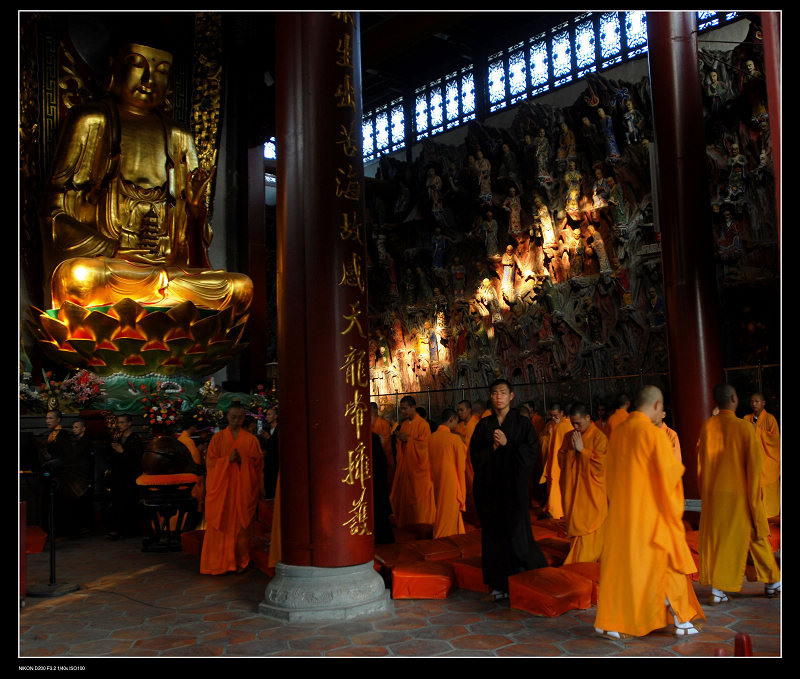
[181,528,204,556]
[393,523,434,542]
[25,526,47,554]
[374,542,426,571]
[531,519,564,541]
[684,529,699,553]
[509,566,593,617]
[537,537,571,567]
[391,560,455,599]
[442,530,482,558]
[558,561,600,604]
[768,523,780,552]
[449,556,489,593]
[407,538,463,562]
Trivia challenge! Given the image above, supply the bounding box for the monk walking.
[429,409,468,538]
[541,403,573,520]
[603,393,630,439]
[201,404,264,575]
[558,402,608,564]
[697,384,781,604]
[743,392,780,519]
[390,395,436,528]
[594,385,704,639]
[470,379,547,601]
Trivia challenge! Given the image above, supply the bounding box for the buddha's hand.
[186,167,217,216]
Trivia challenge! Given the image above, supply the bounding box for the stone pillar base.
[259,561,393,622]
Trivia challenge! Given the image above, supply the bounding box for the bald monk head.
[548,403,565,423]
[615,393,631,411]
[440,408,459,432]
[749,392,766,417]
[712,383,738,411]
[633,385,664,425]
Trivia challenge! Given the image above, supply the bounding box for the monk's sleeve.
[745,426,769,540]
[455,439,467,509]
[203,433,231,531]
[515,417,539,471]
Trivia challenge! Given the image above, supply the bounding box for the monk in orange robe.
[594,386,704,639]
[603,393,630,439]
[429,409,468,538]
[743,392,780,519]
[558,403,608,564]
[524,401,546,436]
[697,384,781,603]
[178,416,209,515]
[658,407,682,464]
[371,402,395,489]
[200,404,264,575]
[541,403,573,520]
[390,395,436,527]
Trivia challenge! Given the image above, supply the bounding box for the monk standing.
[429,409,468,538]
[390,395,436,527]
[603,393,630,439]
[743,392,780,519]
[558,402,608,564]
[371,402,395,489]
[594,385,704,639]
[697,384,781,604]
[658,406,682,464]
[470,379,547,601]
[541,403,573,520]
[200,404,264,575]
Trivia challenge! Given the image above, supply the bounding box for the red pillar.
[647,12,724,501]
[760,12,781,241]
[275,11,374,568]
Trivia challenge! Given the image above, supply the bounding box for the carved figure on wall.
[597,107,620,161]
[556,122,577,165]
[503,187,523,236]
[580,115,604,163]
[41,40,252,319]
[476,149,492,203]
[606,175,627,225]
[741,58,766,117]
[426,166,444,219]
[591,166,610,208]
[498,143,520,186]
[622,99,644,145]
[563,160,583,217]
[532,127,552,182]
[726,142,747,201]
[481,211,500,259]
[705,70,729,116]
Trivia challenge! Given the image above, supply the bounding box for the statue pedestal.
[260,561,392,622]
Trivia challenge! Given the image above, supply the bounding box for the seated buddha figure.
[41,40,252,319]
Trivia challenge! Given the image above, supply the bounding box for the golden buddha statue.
[41,40,252,318]
[28,37,252,377]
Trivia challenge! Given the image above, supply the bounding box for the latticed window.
[358,10,742,160]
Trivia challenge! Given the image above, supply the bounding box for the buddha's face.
[113,43,173,112]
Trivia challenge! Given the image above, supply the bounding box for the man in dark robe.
[470,378,547,600]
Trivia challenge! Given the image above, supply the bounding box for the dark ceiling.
[359,11,579,111]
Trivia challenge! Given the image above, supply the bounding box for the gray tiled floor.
[19,533,781,660]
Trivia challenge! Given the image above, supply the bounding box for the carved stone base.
[259,561,392,622]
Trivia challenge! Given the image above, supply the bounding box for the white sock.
[712,587,727,598]
[595,628,621,639]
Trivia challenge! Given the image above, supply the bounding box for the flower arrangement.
[246,383,278,424]
[19,371,45,412]
[139,380,185,431]
[59,369,106,409]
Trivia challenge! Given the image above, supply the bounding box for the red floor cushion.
[374,542,426,571]
[450,556,489,593]
[407,538,462,562]
[442,530,482,558]
[391,560,455,599]
[768,523,780,552]
[509,566,593,617]
[537,537,572,567]
[558,561,600,604]
[25,526,47,554]
[531,519,564,541]
[181,528,204,556]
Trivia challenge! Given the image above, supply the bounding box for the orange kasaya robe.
[456,413,481,487]
[531,412,546,436]
[200,427,264,575]
[390,414,436,527]
[697,410,780,590]
[178,429,206,514]
[558,422,608,564]
[542,418,574,519]
[743,409,780,518]
[659,422,682,464]
[603,408,630,439]
[429,425,467,538]
[595,411,704,637]
[372,415,395,487]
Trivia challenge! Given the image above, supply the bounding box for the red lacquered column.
[647,12,724,502]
